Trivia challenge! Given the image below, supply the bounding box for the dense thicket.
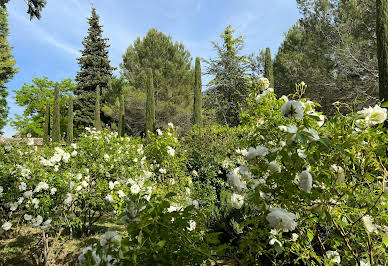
[274,0,379,115]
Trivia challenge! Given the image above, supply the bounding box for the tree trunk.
[377,0,388,102]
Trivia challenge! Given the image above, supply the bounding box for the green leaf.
[383,236,388,247]
[307,230,314,241]
[381,101,388,107]
[165,192,176,198]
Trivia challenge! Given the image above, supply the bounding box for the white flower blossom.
[156,129,162,136]
[326,251,341,264]
[2,221,12,231]
[167,146,175,156]
[268,161,281,173]
[266,208,297,232]
[231,193,244,209]
[105,194,114,203]
[281,100,304,120]
[278,125,288,132]
[187,220,196,231]
[131,184,141,195]
[118,190,126,198]
[280,95,288,102]
[246,145,268,160]
[23,190,33,198]
[19,182,27,191]
[159,168,167,174]
[100,231,120,247]
[21,168,31,178]
[71,150,78,157]
[41,219,52,230]
[299,170,312,193]
[258,77,270,90]
[32,215,43,227]
[330,164,345,184]
[287,124,298,134]
[168,122,174,128]
[362,215,378,233]
[64,193,73,206]
[357,105,387,126]
[9,202,18,211]
[24,214,32,221]
[81,180,88,188]
[227,168,247,192]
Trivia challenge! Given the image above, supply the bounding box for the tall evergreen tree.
[193,57,202,126]
[43,99,50,144]
[145,68,155,136]
[67,97,73,143]
[377,0,388,102]
[75,7,115,128]
[94,85,102,130]
[118,94,124,137]
[52,85,60,142]
[204,25,248,126]
[264,47,274,88]
[0,8,17,134]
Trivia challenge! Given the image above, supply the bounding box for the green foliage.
[67,97,73,143]
[264,47,274,88]
[0,8,17,134]
[52,85,60,142]
[118,94,124,137]
[43,100,50,144]
[145,68,155,136]
[94,86,102,131]
[75,7,115,128]
[275,0,379,115]
[204,25,249,126]
[12,76,75,137]
[119,28,193,134]
[0,0,46,20]
[193,57,202,126]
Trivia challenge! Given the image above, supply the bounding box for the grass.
[0,216,125,265]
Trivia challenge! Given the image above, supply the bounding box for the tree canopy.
[12,77,75,137]
[115,28,193,135]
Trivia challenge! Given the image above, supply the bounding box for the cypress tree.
[52,84,60,142]
[145,68,155,136]
[377,0,388,102]
[67,97,73,143]
[193,57,202,126]
[118,94,125,137]
[43,99,50,144]
[94,85,102,130]
[264,47,274,88]
[75,7,115,127]
[0,8,18,134]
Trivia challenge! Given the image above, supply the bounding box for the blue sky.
[2,0,300,137]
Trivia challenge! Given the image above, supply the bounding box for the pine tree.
[264,47,274,88]
[75,7,115,128]
[1,0,46,20]
[52,85,60,142]
[94,85,102,130]
[0,8,18,134]
[67,97,73,143]
[118,94,125,137]
[43,99,50,144]
[145,68,155,136]
[193,57,202,126]
[377,0,388,102]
